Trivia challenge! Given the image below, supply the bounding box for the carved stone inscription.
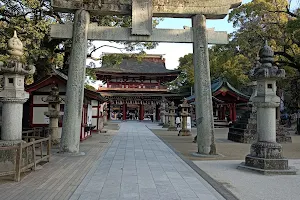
[132,0,152,36]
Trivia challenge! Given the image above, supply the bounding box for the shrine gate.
[50,0,242,154]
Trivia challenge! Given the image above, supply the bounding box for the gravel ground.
[150,127,300,160]
[194,159,300,200]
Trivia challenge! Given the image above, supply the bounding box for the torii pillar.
[60,10,90,153]
[193,15,216,155]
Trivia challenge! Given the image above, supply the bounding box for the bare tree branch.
[87,45,126,58]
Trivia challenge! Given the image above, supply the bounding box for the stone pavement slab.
[70,122,225,200]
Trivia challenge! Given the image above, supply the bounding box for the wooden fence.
[0,134,51,182]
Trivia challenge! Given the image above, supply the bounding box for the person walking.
[176,116,181,128]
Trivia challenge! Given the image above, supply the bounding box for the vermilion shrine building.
[96,54,182,121]
[187,78,249,122]
[23,70,107,141]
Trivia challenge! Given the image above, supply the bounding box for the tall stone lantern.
[238,42,296,175]
[44,86,63,145]
[0,31,35,142]
[168,101,177,131]
[178,99,191,136]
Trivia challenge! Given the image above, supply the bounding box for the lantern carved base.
[168,126,177,131]
[238,142,297,175]
[162,123,169,128]
[178,129,191,136]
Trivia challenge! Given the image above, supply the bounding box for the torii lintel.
[51,0,242,19]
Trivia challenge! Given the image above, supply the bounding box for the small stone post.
[168,102,177,131]
[192,15,216,155]
[60,10,90,154]
[178,99,191,136]
[0,31,35,143]
[43,86,63,145]
[238,42,296,175]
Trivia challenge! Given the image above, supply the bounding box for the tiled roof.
[96,57,180,74]
[186,77,250,102]
[26,68,107,102]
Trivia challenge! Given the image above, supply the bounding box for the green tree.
[229,0,300,71]
[168,45,251,93]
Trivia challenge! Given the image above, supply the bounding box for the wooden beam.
[50,24,228,44]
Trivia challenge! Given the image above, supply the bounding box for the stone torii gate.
[50,0,242,154]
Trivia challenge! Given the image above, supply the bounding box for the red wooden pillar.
[156,104,160,121]
[96,101,100,131]
[221,106,225,120]
[122,103,126,121]
[107,102,111,120]
[217,106,221,120]
[232,103,237,122]
[139,104,144,120]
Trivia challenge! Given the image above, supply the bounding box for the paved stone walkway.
[0,131,116,200]
[70,122,224,200]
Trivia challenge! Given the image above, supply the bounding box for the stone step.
[232,122,256,129]
[232,123,249,129]
[229,127,248,133]
[227,131,256,143]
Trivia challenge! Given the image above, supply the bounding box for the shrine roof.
[186,77,250,102]
[95,54,181,75]
[26,69,107,102]
[211,77,250,99]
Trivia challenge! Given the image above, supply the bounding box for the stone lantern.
[103,103,108,126]
[0,31,35,143]
[238,42,296,175]
[163,103,169,128]
[178,99,191,136]
[159,99,166,126]
[168,101,177,131]
[43,86,63,145]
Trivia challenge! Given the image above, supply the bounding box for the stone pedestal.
[49,118,59,141]
[228,80,258,143]
[238,42,296,175]
[98,117,106,133]
[159,111,165,126]
[103,110,108,126]
[0,31,35,142]
[1,99,27,141]
[168,102,177,131]
[61,10,90,154]
[178,99,191,136]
